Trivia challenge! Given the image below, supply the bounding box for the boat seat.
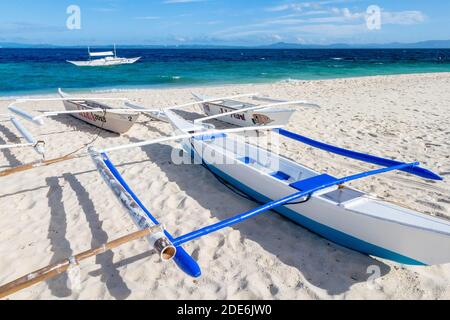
[239,156,256,164]
[271,171,291,181]
[290,174,338,191]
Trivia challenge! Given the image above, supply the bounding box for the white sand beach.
[0,73,449,300]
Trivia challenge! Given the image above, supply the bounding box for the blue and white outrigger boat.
[87,94,449,278]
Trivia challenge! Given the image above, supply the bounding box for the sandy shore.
[0,73,449,300]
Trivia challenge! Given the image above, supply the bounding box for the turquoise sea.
[1,48,450,96]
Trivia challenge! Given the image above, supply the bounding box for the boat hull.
[62,100,139,134]
[190,139,450,266]
[201,102,295,127]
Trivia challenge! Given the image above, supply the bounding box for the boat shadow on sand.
[131,140,391,296]
[0,122,23,167]
[44,173,132,299]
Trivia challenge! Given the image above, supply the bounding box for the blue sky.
[0,0,449,45]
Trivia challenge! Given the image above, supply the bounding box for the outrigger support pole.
[0,226,165,299]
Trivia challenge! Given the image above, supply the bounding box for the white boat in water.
[58,89,140,133]
[67,45,141,67]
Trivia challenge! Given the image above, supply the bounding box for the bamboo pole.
[0,154,76,177]
[0,225,164,299]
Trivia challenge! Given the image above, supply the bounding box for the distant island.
[1,40,450,49]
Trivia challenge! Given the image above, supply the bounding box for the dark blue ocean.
[1,48,450,96]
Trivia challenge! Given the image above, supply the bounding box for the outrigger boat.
[57,89,140,134]
[86,100,448,277]
[67,45,141,67]
[6,92,312,151]
[7,89,148,135]
[192,93,319,127]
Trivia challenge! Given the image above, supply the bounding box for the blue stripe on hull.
[205,163,426,266]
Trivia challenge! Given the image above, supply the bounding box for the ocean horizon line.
[2,40,450,50]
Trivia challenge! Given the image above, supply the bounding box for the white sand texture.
[0,73,449,300]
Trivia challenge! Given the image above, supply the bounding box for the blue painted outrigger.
[276,129,443,181]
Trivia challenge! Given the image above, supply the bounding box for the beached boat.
[4,93,266,161]
[57,89,140,134]
[192,93,317,127]
[67,45,141,67]
[84,96,448,275]
[163,110,450,266]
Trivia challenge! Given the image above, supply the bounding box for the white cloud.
[213,2,427,44]
[196,20,222,25]
[286,23,367,37]
[382,11,425,25]
[266,4,292,12]
[272,34,283,41]
[0,22,66,34]
[135,16,161,20]
[265,0,358,12]
[260,7,424,27]
[92,7,118,12]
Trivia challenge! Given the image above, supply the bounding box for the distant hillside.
[1,40,450,49]
[257,40,450,49]
[0,42,60,48]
